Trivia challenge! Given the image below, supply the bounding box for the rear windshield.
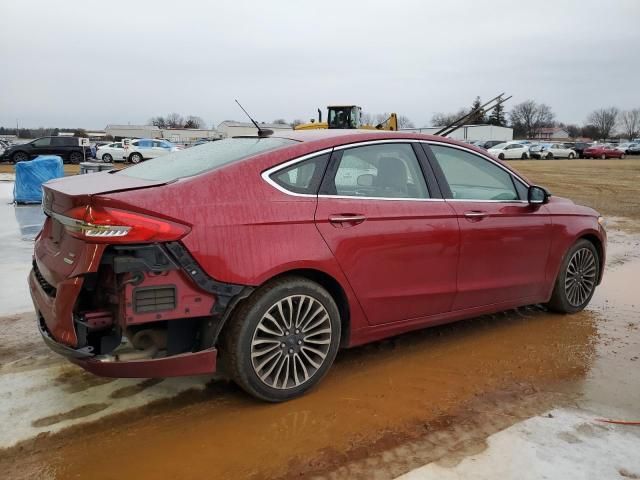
[119,137,296,182]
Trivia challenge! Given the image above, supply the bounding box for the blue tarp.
[13,155,64,204]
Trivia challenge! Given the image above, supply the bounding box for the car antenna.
[234,99,273,138]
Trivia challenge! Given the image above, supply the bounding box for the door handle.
[463,211,489,221]
[329,214,367,226]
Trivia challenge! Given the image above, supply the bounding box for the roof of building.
[218,121,292,129]
[537,127,568,134]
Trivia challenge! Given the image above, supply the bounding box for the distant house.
[217,121,292,138]
[533,127,570,141]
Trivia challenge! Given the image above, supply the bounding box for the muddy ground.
[0,159,638,479]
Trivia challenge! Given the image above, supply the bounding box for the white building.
[106,124,162,140]
[217,121,292,138]
[405,124,513,142]
[105,124,221,143]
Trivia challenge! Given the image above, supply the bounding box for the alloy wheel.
[564,248,597,307]
[251,295,332,390]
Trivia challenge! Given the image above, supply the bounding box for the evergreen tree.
[488,103,507,126]
[470,96,485,124]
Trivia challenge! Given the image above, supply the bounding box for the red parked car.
[30,130,606,402]
[583,144,626,159]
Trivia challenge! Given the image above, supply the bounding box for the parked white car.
[96,142,125,162]
[487,142,530,159]
[537,143,577,159]
[123,139,181,163]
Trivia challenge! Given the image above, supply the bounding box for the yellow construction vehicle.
[294,105,398,131]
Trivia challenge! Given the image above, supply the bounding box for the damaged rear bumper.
[36,311,218,377]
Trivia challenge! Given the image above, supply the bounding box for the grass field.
[2,158,638,228]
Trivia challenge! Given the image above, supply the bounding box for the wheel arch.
[578,233,605,284]
[264,268,351,348]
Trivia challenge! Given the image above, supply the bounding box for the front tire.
[546,153,554,160]
[568,153,575,159]
[620,153,626,159]
[547,239,599,314]
[102,153,113,162]
[601,154,607,159]
[498,153,505,160]
[521,152,528,159]
[12,151,28,163]
[222,276,341,402]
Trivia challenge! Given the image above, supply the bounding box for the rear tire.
[498,153,505,160]
[547,239,599,314]
[568,153,575,159]
[221,276,341,402]
[69,151,83,164]
[600,154,606,159]
[620,153,626,159]
[546,153,554,160]
[521,152,528,159]
[129,152,143,164]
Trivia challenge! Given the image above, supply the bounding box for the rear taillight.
[63,205,190,243]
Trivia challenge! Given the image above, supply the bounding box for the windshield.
[119,137,296,182]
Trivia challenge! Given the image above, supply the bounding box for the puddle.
[0,223,638,479]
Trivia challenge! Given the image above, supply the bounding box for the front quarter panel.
[543,196,606,299]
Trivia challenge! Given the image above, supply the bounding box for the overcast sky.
[0,0,638,130]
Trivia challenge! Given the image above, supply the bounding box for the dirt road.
[0,159,639,479]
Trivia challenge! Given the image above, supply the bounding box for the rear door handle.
[463,210,489,221]
[329,214,367,226]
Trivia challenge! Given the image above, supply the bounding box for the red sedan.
[30,130,606,402]
[583,144,626,159]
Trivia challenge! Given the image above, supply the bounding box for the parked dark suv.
[1,136,93,164]
[565,142,592,159]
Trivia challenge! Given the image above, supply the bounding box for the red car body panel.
[29,130,606,378]
[583,146,624,158]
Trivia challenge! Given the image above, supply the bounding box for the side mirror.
[357,173,374,187]
[528,185,550,205]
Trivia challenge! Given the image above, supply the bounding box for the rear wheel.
[547,239,599,314]
[620,153,626,159]
[521,152,528,159]
[12,151,28,163]
[546,153,554,160]
[600,153,606,159]
[498,153,505,160]
[69,151,83,164]
[568,153,575,159]
[102,153,113,162]
[222,276,341,402]
[129,152,143,164]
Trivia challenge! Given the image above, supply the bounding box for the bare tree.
[290,119,304,128]
[509,100,555,139]
[587,107,619,140]
[397,115,415,129]
[272,118,288,125]
[620,108,640,141]
[165,113,184,128]
[374,112,391,125]
[183,116,206,129]
[431,109,468,127]
[149,116,166,128]
[361,112,374,125]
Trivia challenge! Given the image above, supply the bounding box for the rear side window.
[429,145,520,201]
[270,153,329,195]
[120,137,296,182]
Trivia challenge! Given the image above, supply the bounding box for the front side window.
[270,153,329,195]
[32,137,51,147]
[429,144,520,201]
[323,143,429,199]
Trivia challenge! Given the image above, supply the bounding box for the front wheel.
[222,276,341,402]
[547,239,599,314]
[12,151,28,163]
[498,153,505,160]
[568,153,575,159]
[601,154,607,159]
[102,153,113,162]
[546,153,554,160]
[620,153,626,159]
[521,152,528,159]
